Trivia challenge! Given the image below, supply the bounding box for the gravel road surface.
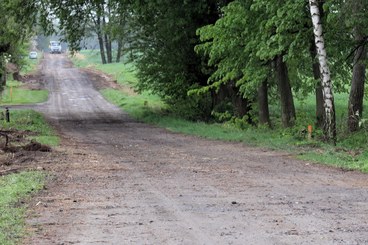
[24,54,368,245]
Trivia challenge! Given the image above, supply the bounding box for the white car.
[29,51,38,59]
[50,41,62,54]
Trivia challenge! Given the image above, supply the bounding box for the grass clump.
[0,171,45,245]
[0,110,59,146]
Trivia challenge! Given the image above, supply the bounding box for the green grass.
[1,52,48,106]
[21,53,42,76]
[72,50,138,86]
[0,52,56,245]
[0,110,59,146]
[0,53,57,145]
[0,171,45,245]
[72,50,368,173]
[0,80,48,106]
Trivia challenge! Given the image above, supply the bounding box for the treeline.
[0,1,42,85]
[1,0,367,143]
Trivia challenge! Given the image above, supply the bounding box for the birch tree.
[309,0,336,144]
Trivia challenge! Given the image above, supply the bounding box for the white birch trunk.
[309,0,336,144]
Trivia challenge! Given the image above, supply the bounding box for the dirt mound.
[3,142,51,153]
[21,72,46,90]
[0,130,52,172]
[23,142,51,152]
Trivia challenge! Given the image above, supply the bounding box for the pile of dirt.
[0,129,52,173]
[0,147,59,176]
[0,130,31,148]
[3,141,51,153]
[21,72,46,90]
[22,141,51,152]
[82,67,119,90]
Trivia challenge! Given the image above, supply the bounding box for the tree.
[346,0,368,132]
[275,54,295,127]
[128,0,227,120]
[257,79,271,126]
[0,0,38,86]
[309,0,336,144]
[44,0,130,64]
[196,0,318,127]
[106,1,131,62]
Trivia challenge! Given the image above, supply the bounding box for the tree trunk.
[275,55,296,127]
[347,1,367,132]
[312,0,325,129]
[97,32,107,64]
[348,40,366,132]
[258,80,271,127]
[104,34,112,63]
[309,0,336,144]
[315,80,324,128]
[103,16,113,63]
[116,40,123,63]
[311,40,325,128]
[13,71,22,81]
[223,81,253,124]
[95,4,106,65]
[232,95,248,117]
[0,73,6,88]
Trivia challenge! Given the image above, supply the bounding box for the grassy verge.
[0,110,57,245]
[0,52,57,245]
[0,109,59,146]
[1,52,48,105]
[0,171,45,245]
[0,80,48,106]
[72,50,368,173]
[0,52,56,146]
[72,50,138,87]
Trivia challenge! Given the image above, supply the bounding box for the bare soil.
[13,54,368,244]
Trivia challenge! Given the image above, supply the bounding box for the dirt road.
[24,54,368,245]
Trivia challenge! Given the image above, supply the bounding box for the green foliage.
[168,92,213,121]
[195,0,313,96]
[0,171,45,245]
[128,0,225,119]
[0,0,39,79]
[75,48,368,172]
[21,52,42,75]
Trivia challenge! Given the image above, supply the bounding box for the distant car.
[50,41,62,54]
[29,51,38,59]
